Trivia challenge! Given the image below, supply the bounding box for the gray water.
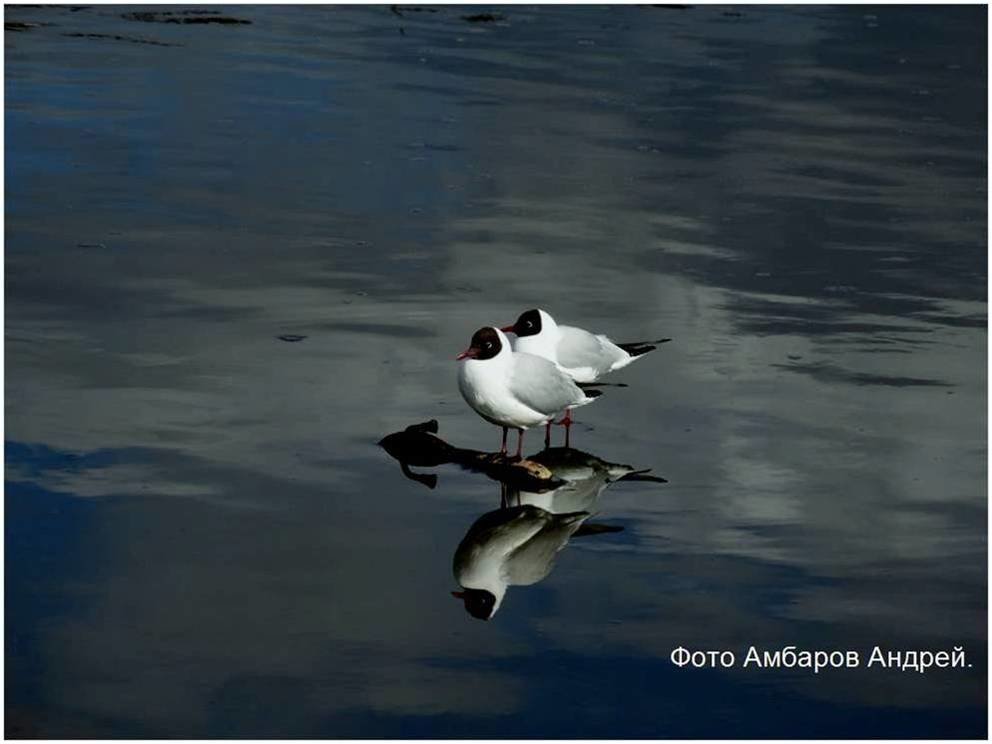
[5,4,987,738]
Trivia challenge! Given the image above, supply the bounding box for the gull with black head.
[503,308,670,383]
[502,308,669,437]
[451,504,590,621]
[456,326,601,456]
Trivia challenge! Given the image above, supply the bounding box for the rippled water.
[6,4,987,738]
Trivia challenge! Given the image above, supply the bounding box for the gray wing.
[556,326,627,380]
[509,351,587,416]
[505,512,588,586]
[457,506,548,556]
[453,506,549,580]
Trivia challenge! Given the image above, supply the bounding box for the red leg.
[515,429,524,458]
[554,410,573,447]
[544,422,552,449]
[500,426,508,455]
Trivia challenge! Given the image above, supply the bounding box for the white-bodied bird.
[451,504,590,620]
[502,308,670,384]
[457,327,602,456]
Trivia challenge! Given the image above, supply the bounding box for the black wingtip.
[618,337,671,357]
[622,472,668,483]
[573,523,624,537]
[617,343,655,357]
[583,388,604,399]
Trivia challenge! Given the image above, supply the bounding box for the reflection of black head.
[456,588,497,620]
[470,327,502,360]
[512,309,542,338]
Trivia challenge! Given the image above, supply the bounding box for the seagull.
[457,326,601,456]
[502,308,670,384]
[513,446,667,514]
[451,504,590,620]
[501,309,669,440]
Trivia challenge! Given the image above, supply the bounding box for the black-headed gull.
[515,446,667,512]
[502,308,670,384]
[456,326,601,456]
[451,504,590,620]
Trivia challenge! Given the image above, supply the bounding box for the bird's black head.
[452,588,497,620]
[457,327,503,361]
[507,308,542,338]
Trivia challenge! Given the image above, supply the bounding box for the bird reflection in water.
[379,420,666,620]
[452,505,592,620]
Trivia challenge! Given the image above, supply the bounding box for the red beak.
[456,347,479,361]
[499,325,515,333]
[451,591,467,599]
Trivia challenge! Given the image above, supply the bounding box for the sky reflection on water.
[6,4,987,738]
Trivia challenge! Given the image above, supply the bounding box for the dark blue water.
[6,4,986,738]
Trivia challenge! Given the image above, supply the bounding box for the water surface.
[5,4,987,738]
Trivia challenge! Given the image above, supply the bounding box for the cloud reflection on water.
[5,3,986,738]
